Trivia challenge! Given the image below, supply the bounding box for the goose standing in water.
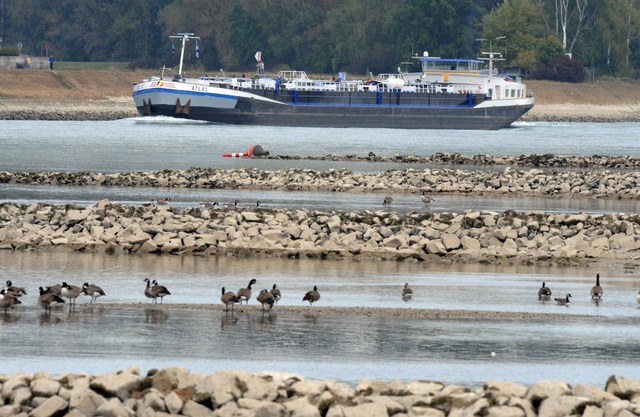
[270,284,281,304]
[152,197,171,206]
[420,190,434,206]
[303,285,321,306]
[257,289,275,312]
[590,273,603,300]
[151,280,171,304]
[0,290,21,312]
[82,282,106,304]
[402,283,413,300]
[61,282,83,305]
[143,278,157,303]
[220,287,241,311]
[383,196,393,207]
[38,286,65,311]
[538,282,552,299]
[554,293,572,306]
[4,280,27,297]
[237,279,257,305]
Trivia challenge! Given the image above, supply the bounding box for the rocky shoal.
[2,367,640,417]
[2,199,640,265]
[1,163,640,199]
[263,153,640,170]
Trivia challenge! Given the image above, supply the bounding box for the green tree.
[537,35,565,63]
[481,0,546,71]
[227,3,269,69]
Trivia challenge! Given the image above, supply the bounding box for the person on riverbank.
[49,56,54,70]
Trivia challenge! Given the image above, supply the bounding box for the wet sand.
[92,302,594,320]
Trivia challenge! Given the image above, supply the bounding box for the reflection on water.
[1,304,639,388]
[1,250,640,387]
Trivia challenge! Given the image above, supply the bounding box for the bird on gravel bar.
[303,286,321,306]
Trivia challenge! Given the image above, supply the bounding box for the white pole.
[170,33,200,77]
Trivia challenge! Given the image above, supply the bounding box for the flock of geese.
[4,273,639,314]
[383,190,434,208]
[154,192,433,211]
[538,273,611,306]
[220,279,320,312]
[0,278,323,314]
[0,280,106,312]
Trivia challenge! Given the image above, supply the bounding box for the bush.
[530,54,587,83]
[0,46,20,56]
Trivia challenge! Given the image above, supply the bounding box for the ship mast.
[169,33,200,77]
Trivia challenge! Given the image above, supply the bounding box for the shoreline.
[1,96,640,122]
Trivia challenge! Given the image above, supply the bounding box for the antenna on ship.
[475,36,506,74]
[169,33,200,77]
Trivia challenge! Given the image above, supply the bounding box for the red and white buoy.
[222,144,268,158]
[223,152,248,158]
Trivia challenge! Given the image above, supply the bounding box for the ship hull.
[133,83,533,130]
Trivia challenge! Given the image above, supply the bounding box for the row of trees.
[1,0,638,79]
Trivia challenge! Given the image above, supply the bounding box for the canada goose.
[223,200,239,209]
[43,283,62,296]
[201,202,219,209]
[270,284,281,304]
[402,282,413,299]
[244,201,261,209]
[82,282,106,303]
[61,282,83,305]
[143,278,156,303]
[591,273,603,300]
[221,287,241,311]
[0,290,21,312]
[151,280,171,304]
[538,282,552,299]
[303,285,321,306]
[4,280,27,296]
[237,278,257,304]
[555,293,572,306]
[152,197,171,205]
[420,190,434,206]
[257,289,275,311]
[38,286,65,311]
[383,196,393,206]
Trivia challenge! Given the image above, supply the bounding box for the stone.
[69,387,107,415]
[606,375,640,398]
[537,395,590,417]
[283,397,321,417]
[485,405,526,417]
[29,395,68,417]
[526,380,572,405]
[164,391,184,414]
[326,402,388,417]
[484,381,529,399]
[94,397,132,417]
[90,368,141,401]
[182,399,215,417]
[30,378,61,397]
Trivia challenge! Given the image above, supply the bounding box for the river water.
[1,118,640,387]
